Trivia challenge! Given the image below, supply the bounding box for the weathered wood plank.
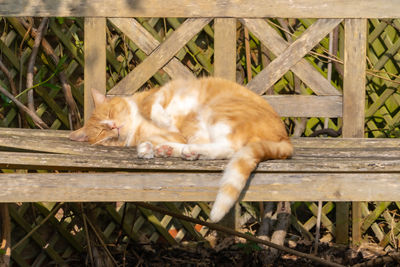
[1,172,400,202]
[1,151,400,172]
[247,19,342,94]
[342,19,367,138]
[265,95,342,117]
[2,128,400,148]
[241,18,340,96]
[0,133,137,156]
[214,18,236,81]
[0,127,70,138]
[203,17,236,229]
[84,18,106,121]
[108,18,211,96]
[108,18,194,80]
[1,0,399,18]
[342,18,367,246]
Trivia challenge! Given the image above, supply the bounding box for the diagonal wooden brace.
[109,18,194,82]
[245,18,342,95]
[108,18,211,96]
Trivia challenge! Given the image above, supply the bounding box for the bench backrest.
[3,0,392,138]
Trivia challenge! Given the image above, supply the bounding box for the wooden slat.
[342,18,367,246]
[342,19,367,138]
[1,151,400,172]
[214,18,236,81]
[247,19,342,94]
[197,15,237,231]
[1,0,400,18]
[241,18,340,96]
[108,18,194,80]
[84,18,106,121]
[2,128,400,149]
[1,172,400,202]
[107,18,211,96]
[264,95,342,117]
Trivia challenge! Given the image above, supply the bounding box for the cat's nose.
[109,122,117,129]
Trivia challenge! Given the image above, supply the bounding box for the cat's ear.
[91,88,106,107]
[69,126,89,142]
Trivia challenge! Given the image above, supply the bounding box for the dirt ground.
[107,241,400,267]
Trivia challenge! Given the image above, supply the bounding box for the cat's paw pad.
[155,144,174,157]
[137,142,154,159]
[181,146,200,161]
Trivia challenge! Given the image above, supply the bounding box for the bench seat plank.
[0,151,399,172]
[1,128,399,202]
[1,172,399,202]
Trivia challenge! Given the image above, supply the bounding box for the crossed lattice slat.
[366,19,400,137]
[291,202,335,242]
[108,18,211,95]
[359,202,400,249]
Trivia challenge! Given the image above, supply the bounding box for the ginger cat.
[70,77,293,222]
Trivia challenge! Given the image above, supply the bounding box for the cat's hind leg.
[137,132,186,159]
[181,143,235,160]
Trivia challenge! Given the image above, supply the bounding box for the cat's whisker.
[91,136,112,145]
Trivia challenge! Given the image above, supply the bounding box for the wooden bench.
[1,0,400,245]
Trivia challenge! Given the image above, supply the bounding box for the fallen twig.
[134,202,345,267]
[80,204,94,267]
[84,213,119,266]
[0,84,49,129]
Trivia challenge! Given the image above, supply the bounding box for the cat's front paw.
[154,144,174,157]
[137,142,154,159]
[181,146,200,161]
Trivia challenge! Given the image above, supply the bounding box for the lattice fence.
[1,17,400,265]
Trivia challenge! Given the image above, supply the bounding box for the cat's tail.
[209,138,293,222]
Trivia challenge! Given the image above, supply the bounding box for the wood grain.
[342,19,367,138]
[1,151,400,172]
[84,18,106,121]
[108,18,194,80]
[264,95,342,117]
[214,18,236,81]
[1,129,400,172]
[247,19,342,94]
[241,19,340,96]
[1,0,399,18]
[1,128,399,203]
[1,172,400,202]
[108,18,211,95]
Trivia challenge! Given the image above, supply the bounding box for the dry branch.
[0,59,17,96]
[0,85,49,129]
[26,18,48,112]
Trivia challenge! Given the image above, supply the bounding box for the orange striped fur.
[69,77,293,222]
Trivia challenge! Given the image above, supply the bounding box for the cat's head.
[69,89,132,146]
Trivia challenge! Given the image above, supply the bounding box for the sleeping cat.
[69,77,293,222]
